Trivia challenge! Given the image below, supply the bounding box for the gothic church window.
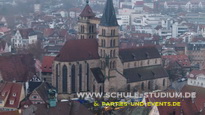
[62,65,68,93]
[79,64,82,91]
[71,65,75,93]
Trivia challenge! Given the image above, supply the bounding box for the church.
[52,0,170,96]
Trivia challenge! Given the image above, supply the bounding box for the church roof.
[123,65,168,83]
[55,39,99,62]
[119,46,161,62]
[79,4,95,17]
[100,0,118,27]
[91,68,105,83]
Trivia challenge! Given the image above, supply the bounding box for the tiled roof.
[187,70,205,79]
[91,68,104,83]
[41,56,55,73]
[181,85,205,112]
[19,28,36,39]
[0,82,23,109]
[147,90,199,115]
[33,82,53,103]
[123,65,168,83]
[79,4,95,17]
[0,27,10,33]
[100,0,118,27]
[119,46,161,62]
[0,54,36,82]
[162,55,191,68]
[55,39,99,62]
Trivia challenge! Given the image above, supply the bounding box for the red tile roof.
[187,70,205,79]
[19,28,35,39]
[41,56,55,73]
[0,54,36,82]
[182,85,205,112]
[162,55,191,67]
[79,4,95,17]
[43,28,67,38]
[0,27,10,33]
[55,39,99,62]
[0,82,23,109]
[146,90,199,115]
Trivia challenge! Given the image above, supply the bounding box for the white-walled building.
[172,22,188,38]
[12,29,37,49]
[117,14,130,26]
[187,70,205,88]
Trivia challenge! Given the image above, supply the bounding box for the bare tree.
[26,41,43,60]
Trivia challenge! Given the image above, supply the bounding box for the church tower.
[98,0,119,78]
[78,0,97,39]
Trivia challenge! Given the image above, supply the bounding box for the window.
[10,100,14,105]
[13,93,16,97]
[163,79,166,86]
[89,26,92,33]
[148,81,151,90]
[102,29,106,36]
[110,61,112,69]
[113,39,116,47]
[155,59,157,64]
[113,50,115,57]
[93,85,95,92]
[32,95,37,99]
[79,64,82,91]
[87,63,90,91]
[110,50,113,58]
[62,65,68,93]
[111,29,115,36]
[100,49,102,57]
[110,40,113,47]
[71,65,75,93]
[56,64,59,90]
[101,39,103,47]
[113,61,116,69]
[141,82,144,90]
[127,84,130,92]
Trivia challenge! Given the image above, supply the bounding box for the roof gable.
[79,4,95,17]
[55,39,99,62]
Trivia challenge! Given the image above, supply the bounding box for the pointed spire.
[86,0,89,4]
[79,0,95,17]
[100,0,118,27]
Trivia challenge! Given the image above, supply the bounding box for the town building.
[11,28,38,49]
[187,70,205,88]
[0,82,25,111]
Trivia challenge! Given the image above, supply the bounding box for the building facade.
[52,0,170,97]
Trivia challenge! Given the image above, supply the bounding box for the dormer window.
[102,29,106,36]
[13,93,16,97]
[10,100,14,105]
[24,105,28,108]
[145,52,149,58]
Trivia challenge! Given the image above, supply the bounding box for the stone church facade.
[52,0,170,96]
